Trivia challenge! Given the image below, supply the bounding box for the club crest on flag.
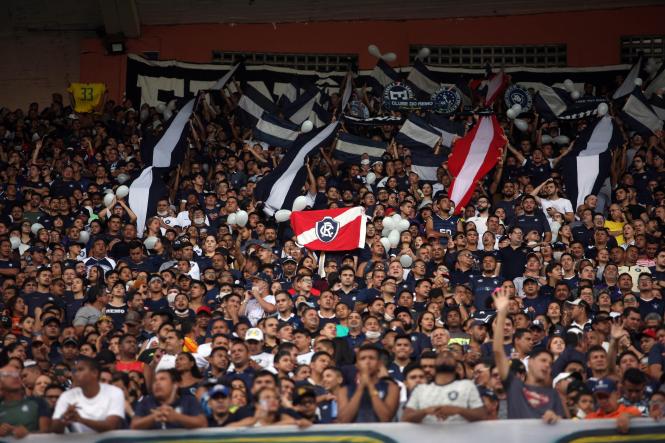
[315,216,340,242]
[431,87,462,115]
[504,84,533,112]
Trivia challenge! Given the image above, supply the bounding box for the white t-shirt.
[466,215,488,247]
[251,351,276,369]
[158,215,180,235]
[245,295,276,326]
[53,383,125,433]
[540,198,573,228]
[405,380,483,424]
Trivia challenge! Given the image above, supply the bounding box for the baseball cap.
[592,378,617,395]
[149,275,163,284]
[209,384,229,398]
[529,320,545,331]
[566,299,590,310]
[245,328,264,342]
[124,311,142,326]
[592,312,611,324]
[42,316,61,327]
[523,276,539,285]
[477,386,498,401]
[293,386,317,405]
[281,256,297,265]
[552,372,572,388]
[251,272,272,284]
[63,337,79,347]
[640,328,657,340]
[196,306,212,316]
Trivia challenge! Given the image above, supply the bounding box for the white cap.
[552,372,572,388]
[245,328,264,342]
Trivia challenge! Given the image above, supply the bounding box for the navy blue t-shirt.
[134,393,202,429]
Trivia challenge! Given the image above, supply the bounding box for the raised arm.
[492,288,511,381]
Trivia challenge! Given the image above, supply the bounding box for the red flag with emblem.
[290,207,366,251]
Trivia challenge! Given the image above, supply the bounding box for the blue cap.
[209,384,229,398]
[251,272,272,283]
[592,378,617,395]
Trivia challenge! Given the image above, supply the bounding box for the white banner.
[5,419,664,443]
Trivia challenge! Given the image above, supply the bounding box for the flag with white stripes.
[333,132,387,164]
[395,114,442,148]
[142,64,239,168]
[128,166,169,237]
[650,93,665,120]
[620,86,664,135]
[290,207,366,251]
[407,60,440,98]
[559,116,623,210]
[613,56,644,99]
[254,121,340,216]
[238,81,277,125]
[253,112,301,148]
[408,146,446,183]
[534,85,605,120]
[369,59,399,95]
[485,70,508,106]
[645,61,665,98]
[427,114,465,148]
[448,116,505,213]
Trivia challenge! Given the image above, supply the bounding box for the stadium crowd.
[0,70,664,439]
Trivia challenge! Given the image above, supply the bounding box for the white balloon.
[78,231,90,244]
[292,195,308,212]
[563,79,574,91]
[274,209,292,223]
[381,52,397,62]
[634,78,643,87]
[31,223,44,235]
[300,120,313,133]
[571,90,580,100]
[514,119,528,132]
[388,229,400,248]
[391,213,402,225]
[554,135,570,145]
[9,236,20,250]
[597,102,609,116]
[227,213,237,225]
[399,254,413,268]
[397,219,410,233]
[506,108,516,120]
[382,227,391,237]
[511,103,522,114]
[116,185,129,199]
[368,44,381,58]
[379,237,391,252]
[163,109,173,121]
[382,217,395,231]
[235,210,249,227]
[103,193,116,208]
[417,47,431,60]
[116,173,130,184]
[144,236,158,250]
[167,99,177,111]
[155,103,166,114]
[366,172,376,185]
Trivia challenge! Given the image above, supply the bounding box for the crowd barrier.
[3,419,665,443]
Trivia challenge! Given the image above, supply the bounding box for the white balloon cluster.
[366,172,376,185]
[563,79,580,100]
[380,213,410,251]
[553,135,570,145]
[634,78,643,87]
[9,236,21,250]
[300,120,313,133]
[368,44,397,62]
[226,210,249,227]
[31,223,44,235]
[506,103,528,132]
[78,230,90,244]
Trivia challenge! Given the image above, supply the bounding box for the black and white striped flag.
[369,59,399,95]
[407,59,439,98]
[408,146,446,183]
[333,132,386,164]
[253,112,301,148]
[621,86,664,136]
[650,93,665,120]
[613,56,644,99]
[128,167,169,237]
[534,85,605,120]
[395,114,442,148]
[238,81,277,125]
[254,122,340,216]
[427,114,465,148]
[560,116,623,210]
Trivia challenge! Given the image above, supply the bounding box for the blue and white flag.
[560,116,623,210]
[408,146,447,183]
[333,132,387,164]
[534,85,604,120]
[427,114,465,148]
[238,81,277,125]
[395,114,442,148]
[621,86,663,135]
[407,59,440,98]
[369,59,399,95]
[613,56,644,99]
[253,112,301,148]
[255,122,340,216]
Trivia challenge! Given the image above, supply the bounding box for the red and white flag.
[290,207,366,251]
[448,115,505,214]
[485,70,508,106]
